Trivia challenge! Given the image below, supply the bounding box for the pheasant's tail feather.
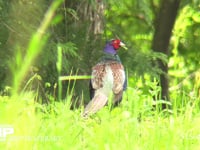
[82,93,108,117]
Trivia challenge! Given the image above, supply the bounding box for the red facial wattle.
[112,39,121,50]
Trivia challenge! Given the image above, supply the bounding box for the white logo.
[0,125,14,141]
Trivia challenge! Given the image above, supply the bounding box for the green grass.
[1,90,200,150]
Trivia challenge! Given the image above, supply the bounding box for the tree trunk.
[152,0,180,109]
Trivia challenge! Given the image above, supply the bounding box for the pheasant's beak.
[120,41,128,50]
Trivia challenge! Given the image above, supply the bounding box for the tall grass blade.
[57,45,62,101]
[12,0,64,95]
[59,75,92,80]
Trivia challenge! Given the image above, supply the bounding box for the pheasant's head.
[104,39,127,54]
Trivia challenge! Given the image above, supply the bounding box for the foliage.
[0,0,198,97]
[0,84,200,149]
[169,3,200,101]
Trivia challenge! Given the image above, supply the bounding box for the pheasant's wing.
[109,62,126,105]
[113,75,127,106]
[89,63,105,100]
[83,63,108,117]
[91,62,106,90]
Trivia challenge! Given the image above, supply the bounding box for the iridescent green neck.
[101,52,121,63]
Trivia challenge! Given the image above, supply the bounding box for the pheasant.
[83,39,127,117]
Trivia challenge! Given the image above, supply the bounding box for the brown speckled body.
[82,39,127,117]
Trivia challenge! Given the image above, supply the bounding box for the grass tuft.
[1,90,200,149]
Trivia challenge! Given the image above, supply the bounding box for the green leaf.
[192,13,200,23]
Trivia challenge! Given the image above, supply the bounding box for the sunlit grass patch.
[1,89,200,149]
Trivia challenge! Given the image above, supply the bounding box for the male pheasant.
[83,39,127,117]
